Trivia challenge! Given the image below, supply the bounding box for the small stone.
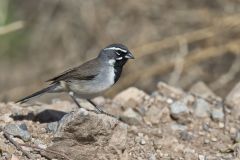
[226,82,240,108]
[157,82,184,99]
[4,123,31,141]
[79,108,89,116]
[202,123,210,132]
[189,81,217,99]
[120,108,142,125]
[140,139,146,145]
[193,99,210,118]
[179,131,193,141]
[135,136,141,143]
[113,87,150,109]
[234,130,240,143]
[163,153,169,157]
[170,101,190,124]
[138,133,144,137]
[11,154,19,160]
[171,123,188,131]
[198,131,205,136]
[144,105,170,124]
[198,154,206,160]
[0,114,13,123]
[211,108,224,121]
[46,122,59,133]
[148,154,156,160]
[33,139,47,149]
[218,122,224,128]
[92,96,105,106]
[230,127,237,134]
[204,139,210,144]
[211,137,217,142]
[166,98,173,104]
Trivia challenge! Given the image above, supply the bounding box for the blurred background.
[1,0,240,102]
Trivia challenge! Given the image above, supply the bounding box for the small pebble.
[198,131,205,136]
[180,131,193,141]
[218,122,224,129]
[140,139,146,145]
[138,133,144,137]
[202,123,210,132]
[204,139,210,144]
[166,98,173,104]
[198,154,206,160]
[211,137,217,142]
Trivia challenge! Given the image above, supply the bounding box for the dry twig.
[0,21,24,36]
[169,38,189,86]
[132,13,240,58]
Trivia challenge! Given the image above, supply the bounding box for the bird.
[16,43,134,117]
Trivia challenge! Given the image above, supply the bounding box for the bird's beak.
[125,52,135,59]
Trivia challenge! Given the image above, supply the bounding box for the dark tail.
[16,83,58,104]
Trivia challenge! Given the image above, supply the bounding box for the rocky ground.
[0,81,240,160]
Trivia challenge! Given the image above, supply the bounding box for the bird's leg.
[68,92,99,114]
[87,99,117,119]
[68,91,82,108]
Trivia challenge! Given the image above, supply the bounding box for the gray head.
[98,43,134,66]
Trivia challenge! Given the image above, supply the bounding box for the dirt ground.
[0,81,240,160]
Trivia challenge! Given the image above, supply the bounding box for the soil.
[0,82,240,160]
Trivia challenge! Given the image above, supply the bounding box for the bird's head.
[99,43,134,66]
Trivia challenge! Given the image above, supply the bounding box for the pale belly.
[68,67,115,99]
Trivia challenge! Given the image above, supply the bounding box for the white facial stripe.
[104,47,127,53]
[108,59,116,65]
[116,57,123,60]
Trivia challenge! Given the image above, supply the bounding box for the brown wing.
[47,58,101,83]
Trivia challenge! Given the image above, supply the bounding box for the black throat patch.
[113,65,123,83]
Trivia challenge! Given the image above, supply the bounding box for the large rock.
[45,108,128,160]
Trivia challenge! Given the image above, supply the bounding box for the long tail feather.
[16,84,58,104]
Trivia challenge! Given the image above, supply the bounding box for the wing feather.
[47,59,101,83]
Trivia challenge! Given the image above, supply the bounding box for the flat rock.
[45,108,128,160]
[4,123,31,142]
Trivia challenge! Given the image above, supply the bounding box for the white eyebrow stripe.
[104,47,127,53]
[116,57,123,60]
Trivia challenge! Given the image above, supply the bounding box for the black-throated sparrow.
[16,43,134,117]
